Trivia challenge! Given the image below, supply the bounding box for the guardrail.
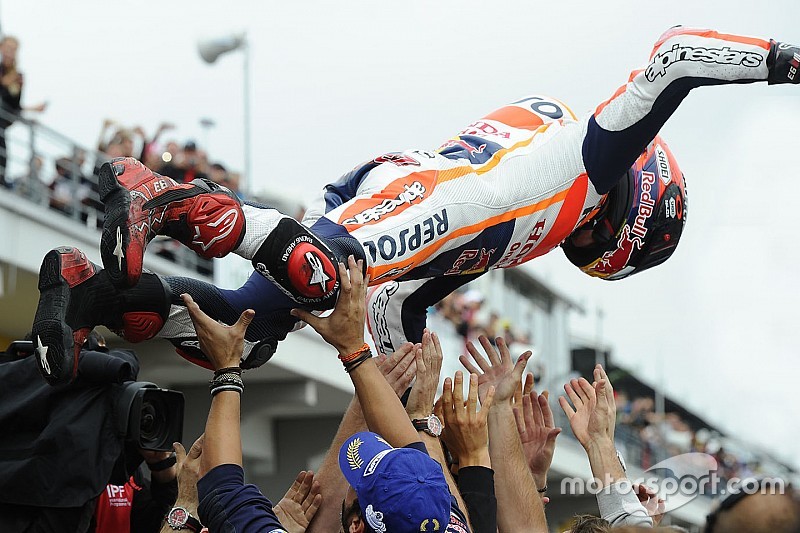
[0,107,212,276]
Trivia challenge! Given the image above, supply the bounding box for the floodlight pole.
[242,36,252,197]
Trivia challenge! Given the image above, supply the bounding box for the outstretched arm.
[306,344,416,533]
[584,27,797,194]
[293,257,419,448]
[183,295,287,532]
[183,294,253,474]
[461,336,546,532]
[559,364,657,526]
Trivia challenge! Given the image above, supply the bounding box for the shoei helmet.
[561,136,687,280]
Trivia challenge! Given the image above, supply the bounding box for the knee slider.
[251,218,341,311]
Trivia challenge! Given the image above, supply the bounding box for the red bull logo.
[588,224,643,277]
[631,171,657,239]
[587,169,658,277]
[438,138,487,156]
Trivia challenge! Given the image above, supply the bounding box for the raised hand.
[292,256,367,356]
[440,371,494,468]
[375,342,417,398]
[273,470,323,533]
[182,293,253,370]
[593,364,616,442]
[172,435,204,516]
[459,335,531,405]
[406,330,443,420]
[514,387,561,489]
[558,376,614,449]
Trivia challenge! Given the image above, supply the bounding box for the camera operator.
[80,332,179,533]
[0,332,183,533]
[92,445,178,532]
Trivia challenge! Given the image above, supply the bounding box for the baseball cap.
[339,432,450,533]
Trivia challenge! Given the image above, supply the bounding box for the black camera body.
[116,382,184,452]
[1,340,185,453]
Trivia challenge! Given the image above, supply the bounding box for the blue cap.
[339,432,450,532]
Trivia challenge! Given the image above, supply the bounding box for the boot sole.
[99,162,135,289]
[32,248,78,385]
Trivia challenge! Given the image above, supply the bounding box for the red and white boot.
[31,247,172,385]
[99,157,245,288]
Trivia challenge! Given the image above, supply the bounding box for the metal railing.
[0,107,212,277]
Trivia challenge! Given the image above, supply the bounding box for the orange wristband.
[339,343,370,364]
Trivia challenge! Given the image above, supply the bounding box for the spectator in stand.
[209,162,244,199]
[94,121,139,178]
[158,140,209,183]
[96,121,137,157]
[456,290,484,341]
[50,156,90,217]
[11,154,47,204]
[68,147,105,227]
[139,122,176,169]
[0,35,46,181]
[208,161,227,185]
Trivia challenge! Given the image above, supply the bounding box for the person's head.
[561,135,687,280]
[183,141,199,167]
[0,36,19,67]
[568,514,610,532]
[341,485,364,533]
[339,432,450,533]
[109,129,134,157]
[705,483,799,533]
[55,157,72,177]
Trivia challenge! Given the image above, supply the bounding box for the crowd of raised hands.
[169,257,673,533]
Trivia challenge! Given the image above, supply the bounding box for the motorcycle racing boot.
[32,246,172,385]
[99,157,244,288]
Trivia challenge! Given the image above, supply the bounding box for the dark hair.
[341,496,361,532]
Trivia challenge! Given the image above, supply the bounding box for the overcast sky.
[4,1,799,468]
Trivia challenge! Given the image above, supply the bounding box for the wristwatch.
[412,414,443,437]
[166,506,202,531]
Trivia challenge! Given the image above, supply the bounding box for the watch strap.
[412,418,430,433]
[183,514,202,532]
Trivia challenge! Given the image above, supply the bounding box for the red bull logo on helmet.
[585,170,658,278]
[631,171,657,239]
[586,224,643,277]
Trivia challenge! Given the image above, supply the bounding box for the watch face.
[428,415,443,437]
[168,507,188,527]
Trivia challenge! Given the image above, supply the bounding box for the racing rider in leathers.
[31,27,800,384]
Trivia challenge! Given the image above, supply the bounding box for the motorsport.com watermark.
[557,453,786,511]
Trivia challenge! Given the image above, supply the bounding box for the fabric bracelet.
[214,366,242,378]
[344,349,373,373]
[339,343,370,364]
